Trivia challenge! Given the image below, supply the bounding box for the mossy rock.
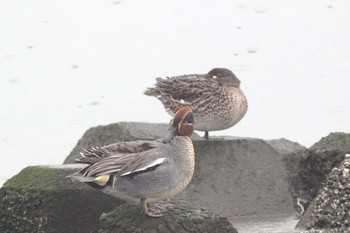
[99,201,237,233]
[292,132,350,212]
[310,132,350,152]
[0,165,123,233]
[65,123,297,218]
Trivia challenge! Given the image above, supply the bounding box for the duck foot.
[141,198,166,218]
[145,207,165,217]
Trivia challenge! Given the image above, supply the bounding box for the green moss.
[310,132,350,152]
[4,166,59,189]
[3,166,86,190]
[99,201,237,233]
[0,165,123,233]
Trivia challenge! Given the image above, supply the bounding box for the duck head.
[163,107,194,143]
[207,68,241,88]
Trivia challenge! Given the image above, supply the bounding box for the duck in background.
[144,68,248,139]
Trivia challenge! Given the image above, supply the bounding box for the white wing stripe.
[120,158,166,176]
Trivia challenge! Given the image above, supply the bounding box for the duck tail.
[80,147,107,158]
[143,88,160,96]
[67,173,111,187]
[75,147,108,164]
[76,156,103,165]
[67,173,95,182]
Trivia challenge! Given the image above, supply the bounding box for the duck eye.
[181,112,194,125]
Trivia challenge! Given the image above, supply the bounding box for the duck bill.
[162,126,178,143]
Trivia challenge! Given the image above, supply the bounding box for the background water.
[1,0,350,187]
[0,178,6,188]
[232,215,300,233]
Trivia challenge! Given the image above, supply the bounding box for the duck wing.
[82,150,166,178]
[76,140,159,164]
[146,74,218,102]
[69,140,166,186]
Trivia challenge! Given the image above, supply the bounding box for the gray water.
[2,0,350,182]
[231,214,300,233]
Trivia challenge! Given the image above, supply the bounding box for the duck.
[144,68,248,139]
[68,107,195,217]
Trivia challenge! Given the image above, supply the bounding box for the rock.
[266,138,306,155]
[296,132,350,208]
[310,132,350,152]
[63,122,200,164]
[265,138,307,208]
[279,151,307,212]
[99,201,238,233]
[63,122,297,219]
[1,121,305,231]
[174,138,296,219]
[0,165,123,233]
[296,154,350,232]
[298,149,345,199]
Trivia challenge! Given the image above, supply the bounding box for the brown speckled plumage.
[144,68,248,139]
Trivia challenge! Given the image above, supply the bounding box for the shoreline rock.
[99,201,238,233]
[5,122,350,232]
[296,154,350,232]
[63,122,297,218]
[0,165,123,233]
[175,138,296,218]
[266,138,306,155]
[310,132,350,152]
[294,132,350,211]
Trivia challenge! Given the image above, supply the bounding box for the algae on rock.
[0,165,123,233]
[99,201,237,233]
[296,132,350,207]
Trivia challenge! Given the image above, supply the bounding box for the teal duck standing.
[144,68,248,139]
[68,107,195,217]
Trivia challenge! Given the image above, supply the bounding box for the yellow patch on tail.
[94,175,110,186]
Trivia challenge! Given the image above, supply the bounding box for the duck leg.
[141,198,164,217]
[204,131,209,140]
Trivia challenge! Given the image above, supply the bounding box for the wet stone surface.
[297,154,350,232]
